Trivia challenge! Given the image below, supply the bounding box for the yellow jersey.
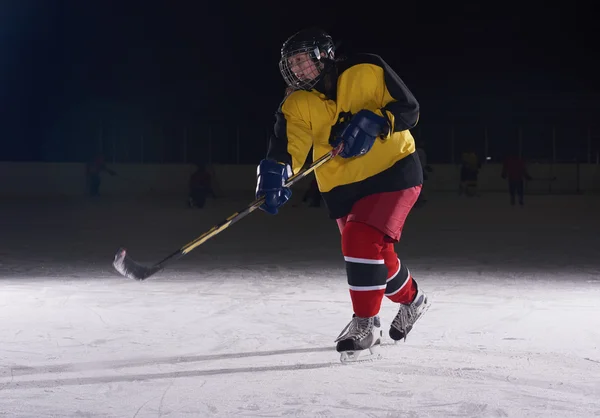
[267,53,423,219]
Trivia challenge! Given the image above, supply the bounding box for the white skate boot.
[389,285,429,342]
[335,315,382,363]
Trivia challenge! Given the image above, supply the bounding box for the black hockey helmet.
[279,28,335,91]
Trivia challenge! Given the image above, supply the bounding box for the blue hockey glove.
[255,159,292,215]
[334,110,390,159]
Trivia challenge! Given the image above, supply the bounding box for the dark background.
[1,0,598,164]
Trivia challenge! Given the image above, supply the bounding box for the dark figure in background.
[302,178,322,207]
[502,154,532,206]
[415,141,432,207]
[188,163,216,208]
[86,155,116,197]
[459,150,480,197]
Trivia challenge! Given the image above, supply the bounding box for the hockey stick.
[113,146,342,280]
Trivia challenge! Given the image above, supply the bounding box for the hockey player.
[255,28,429,361]
[86,154,116,197]
[501,153,532,206]
[188,163,216,208]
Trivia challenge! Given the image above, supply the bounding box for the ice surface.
[1,193,599,417]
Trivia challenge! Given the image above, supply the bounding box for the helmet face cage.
[279,32,335,91]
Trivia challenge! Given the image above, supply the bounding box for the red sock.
[382,242,417,304]
[341,221,387,317]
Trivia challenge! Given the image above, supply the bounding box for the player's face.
[287,52,321,81]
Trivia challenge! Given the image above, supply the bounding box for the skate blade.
[339,345,382,364]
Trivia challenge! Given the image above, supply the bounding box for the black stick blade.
[113,248,162,280]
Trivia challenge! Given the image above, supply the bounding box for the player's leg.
[381,242,416,305]
[334,219,385,361]
[517,180,524,205]
[347,186,429,342]
[386,250,429,341]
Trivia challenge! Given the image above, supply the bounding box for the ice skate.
[335,315,382,363]
[389,286,429,342]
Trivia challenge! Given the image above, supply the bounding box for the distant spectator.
[302,178,322,208]
[86,154,116,197]
[415,140,432,206]
[459,149,480,197]
[502,154,532,206]
[188,163,216,208]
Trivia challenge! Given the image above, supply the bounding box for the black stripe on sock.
[346,261,388,288]
[385,262,409,295]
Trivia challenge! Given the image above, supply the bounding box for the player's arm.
[100,164,117,176]
[257,94,313,214]
[266,96,313,175]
